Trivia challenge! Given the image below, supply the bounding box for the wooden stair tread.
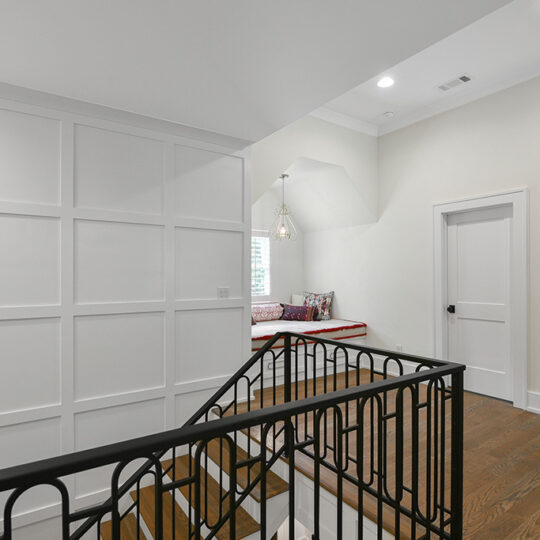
[162,455,260,540]
[131,484,200,540]
[101,512,146,540]
[205,438,288,502]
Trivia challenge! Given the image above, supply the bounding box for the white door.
[446,205,512,401]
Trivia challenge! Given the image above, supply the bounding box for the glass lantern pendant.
[270,174,298,241]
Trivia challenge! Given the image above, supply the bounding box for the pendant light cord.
[280,173,288,207]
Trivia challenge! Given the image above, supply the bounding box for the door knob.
[447,305,456,314]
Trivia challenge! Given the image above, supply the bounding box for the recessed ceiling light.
[383,111,395,119]
[377,76,394,88]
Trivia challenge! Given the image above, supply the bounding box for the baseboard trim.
[527,390,540,414]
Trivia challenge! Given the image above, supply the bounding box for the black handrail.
[0,362,462,490]
[0,332,465,539]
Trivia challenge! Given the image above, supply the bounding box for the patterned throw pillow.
[303,291,334,321]
[252,302,284,322]
[281,304,317,321]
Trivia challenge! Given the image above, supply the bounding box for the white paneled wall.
[0,97,250,532]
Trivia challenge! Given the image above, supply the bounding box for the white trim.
[527,391,540,415]
[309,107,378,136]
[433,188,529,409]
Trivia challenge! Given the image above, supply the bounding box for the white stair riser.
[192,445,288,524]
[207,409,290,482]
[295,472,394,540]
[169,485,262,540]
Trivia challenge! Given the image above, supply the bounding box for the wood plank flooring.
[225,369,540,539]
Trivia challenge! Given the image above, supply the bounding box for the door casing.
[432,188,528,409]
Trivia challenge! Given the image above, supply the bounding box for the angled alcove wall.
[251,116,379,304]
[252,186,305,304]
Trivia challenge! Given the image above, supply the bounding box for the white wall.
[252,190,304,303]
[0,93,250,535]
[304,74,540,394]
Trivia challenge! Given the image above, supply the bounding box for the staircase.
[0,332,465,540]
[100,412,289,539]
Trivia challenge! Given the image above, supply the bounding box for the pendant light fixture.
[270,174,297,241]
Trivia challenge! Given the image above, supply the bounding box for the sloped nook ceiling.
[0,0,510,142]
[289,158,373,231]
[255,158,374,233]
[251,116,379,222]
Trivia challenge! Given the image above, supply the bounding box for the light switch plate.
[217,287,230,298]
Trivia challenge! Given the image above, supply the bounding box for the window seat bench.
[251,318,367,351]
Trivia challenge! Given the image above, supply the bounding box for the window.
[251,233,270,297]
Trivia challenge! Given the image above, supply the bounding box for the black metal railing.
[0,332,464,539]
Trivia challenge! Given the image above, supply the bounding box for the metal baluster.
[283,334,292,458]
[426,381,433,538]
[313,409,323,540]
[111,461,128,539]
[188,442,193,540]
[375,395,384,540]
[285,418,295,540]
[450,370,464,540]
[227,436,237,540]
[334,406,344,540]
[172,446,176,540]
[394,388,404,538]
[260,424,272,540]
[136,479,142,540]
[357,398,366,540]
[194,443,204,539]
[433,379,440,528]
[154,463,163,540]
[439,378,447,538]
[411,385,420,540]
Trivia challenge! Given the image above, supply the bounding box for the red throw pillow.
[281,303,317,321]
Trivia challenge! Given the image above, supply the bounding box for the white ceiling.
[0,1,510,143]
[312,0,540,136]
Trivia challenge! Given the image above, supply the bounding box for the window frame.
[251,229,271,300]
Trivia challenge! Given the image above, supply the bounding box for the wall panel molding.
[0,96,250,529]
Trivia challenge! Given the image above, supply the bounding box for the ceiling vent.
[438,74,471,92]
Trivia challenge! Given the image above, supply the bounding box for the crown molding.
[309,107,378,137]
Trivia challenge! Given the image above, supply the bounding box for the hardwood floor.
[460,393,540,539]
[225,370,540,539]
